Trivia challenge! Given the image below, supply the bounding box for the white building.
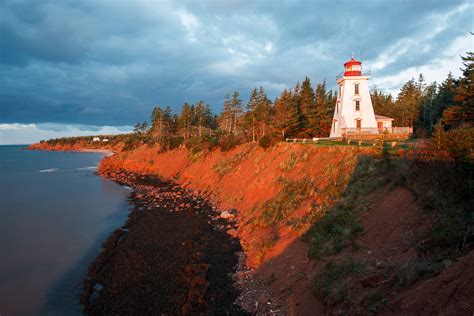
[375,114,394,132]
[330,57,394,138]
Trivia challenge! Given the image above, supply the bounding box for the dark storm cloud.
[0,0,471,126]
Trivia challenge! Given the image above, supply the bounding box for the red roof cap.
[344,57,361,67]
[343,57,362,76]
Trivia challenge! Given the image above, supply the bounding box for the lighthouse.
[330,56,379,138]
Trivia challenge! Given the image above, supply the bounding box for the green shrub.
[256,177,314,228]
[305,204,364,257]
[363,291,389,315]
[312,258,366,304]
[213,150,250,177]
[278,153,298,171]
[400,159,473,255]
[123,135,143,151]
[444,125,474,161]
[186,135,218,153]
[395,257,444,287]
[304,157,390,258]
[259,135,272,149]
[218,134,243,151]
[158,136,184,151]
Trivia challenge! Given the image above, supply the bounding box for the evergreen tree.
[246,88,259,141]
[195,101,205,137]
[310,81,333,136]
[134,121,148,134]
[274,89,299,138]
[300,76,315,120]
[164,106,174,135]
[418,82,437,134]
[204,104,218,131]
[178,103,193,140]
[444,51,474,128]
[219,93,232,133]
[371,87,395,119]
[395,77,424,127]
[231,91,244,134]
[254,87,272,138]
[433,73,457,125]
[292,81,304,133]
[151,106,168,138]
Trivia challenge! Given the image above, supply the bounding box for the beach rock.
[227,228,238,237]
[220,211,235,219]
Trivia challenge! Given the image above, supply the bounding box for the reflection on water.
[0,146,130,315]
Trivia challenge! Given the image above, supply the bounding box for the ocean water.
[0,145,131,315]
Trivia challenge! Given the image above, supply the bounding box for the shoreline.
[27,145,116,157]
[27,146,277,313]
[72,148,116,157]
[81,170,250,314]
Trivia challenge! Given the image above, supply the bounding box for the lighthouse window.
[354,83,359,95]
[355,100,360,111]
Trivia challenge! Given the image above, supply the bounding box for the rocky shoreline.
[82,170,259,314]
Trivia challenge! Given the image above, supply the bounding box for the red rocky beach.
[81,171,248,315]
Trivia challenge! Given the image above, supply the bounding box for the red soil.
[98,143,374,267]
[389,250,474,315]
[29,141,473,314]
[256,186,473,315]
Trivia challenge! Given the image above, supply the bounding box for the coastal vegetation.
[303,154,473,314]
[38,52,473,162]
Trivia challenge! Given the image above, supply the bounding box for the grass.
[305,157,392,258]
[312,258,366,305]
[306,154,472,259]
[305,155,473,312]
[393,159,474,256]
[362,291,389,315]
[296,140,376,147]
[255,177,314,228]
[278,153,298,171]
[251,234,278,264]
[189,149,206,162]
[395,257,446,287]
[212,150,250,177]
[306,203,364,257]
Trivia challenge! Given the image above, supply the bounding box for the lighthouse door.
[356,119,362,130]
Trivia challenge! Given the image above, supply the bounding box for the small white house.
[375,115,394,132]
[102,138,109,142]
[92,137,100,142]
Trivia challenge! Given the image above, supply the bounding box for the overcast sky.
[0,0,472,144]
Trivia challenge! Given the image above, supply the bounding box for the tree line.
[132,52,472,150]
[372,52,473,136]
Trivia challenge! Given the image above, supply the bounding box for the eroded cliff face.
[98,143,375,266]
[28,141,473,314]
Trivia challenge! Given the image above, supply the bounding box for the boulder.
[220,211,235,219]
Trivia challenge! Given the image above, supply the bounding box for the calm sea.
[0,145,131,315]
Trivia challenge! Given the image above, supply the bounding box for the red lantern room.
[343,57,362,76]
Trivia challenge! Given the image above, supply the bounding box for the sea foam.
[39,168,60,173]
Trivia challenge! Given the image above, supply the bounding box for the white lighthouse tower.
[330,56,378,138]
